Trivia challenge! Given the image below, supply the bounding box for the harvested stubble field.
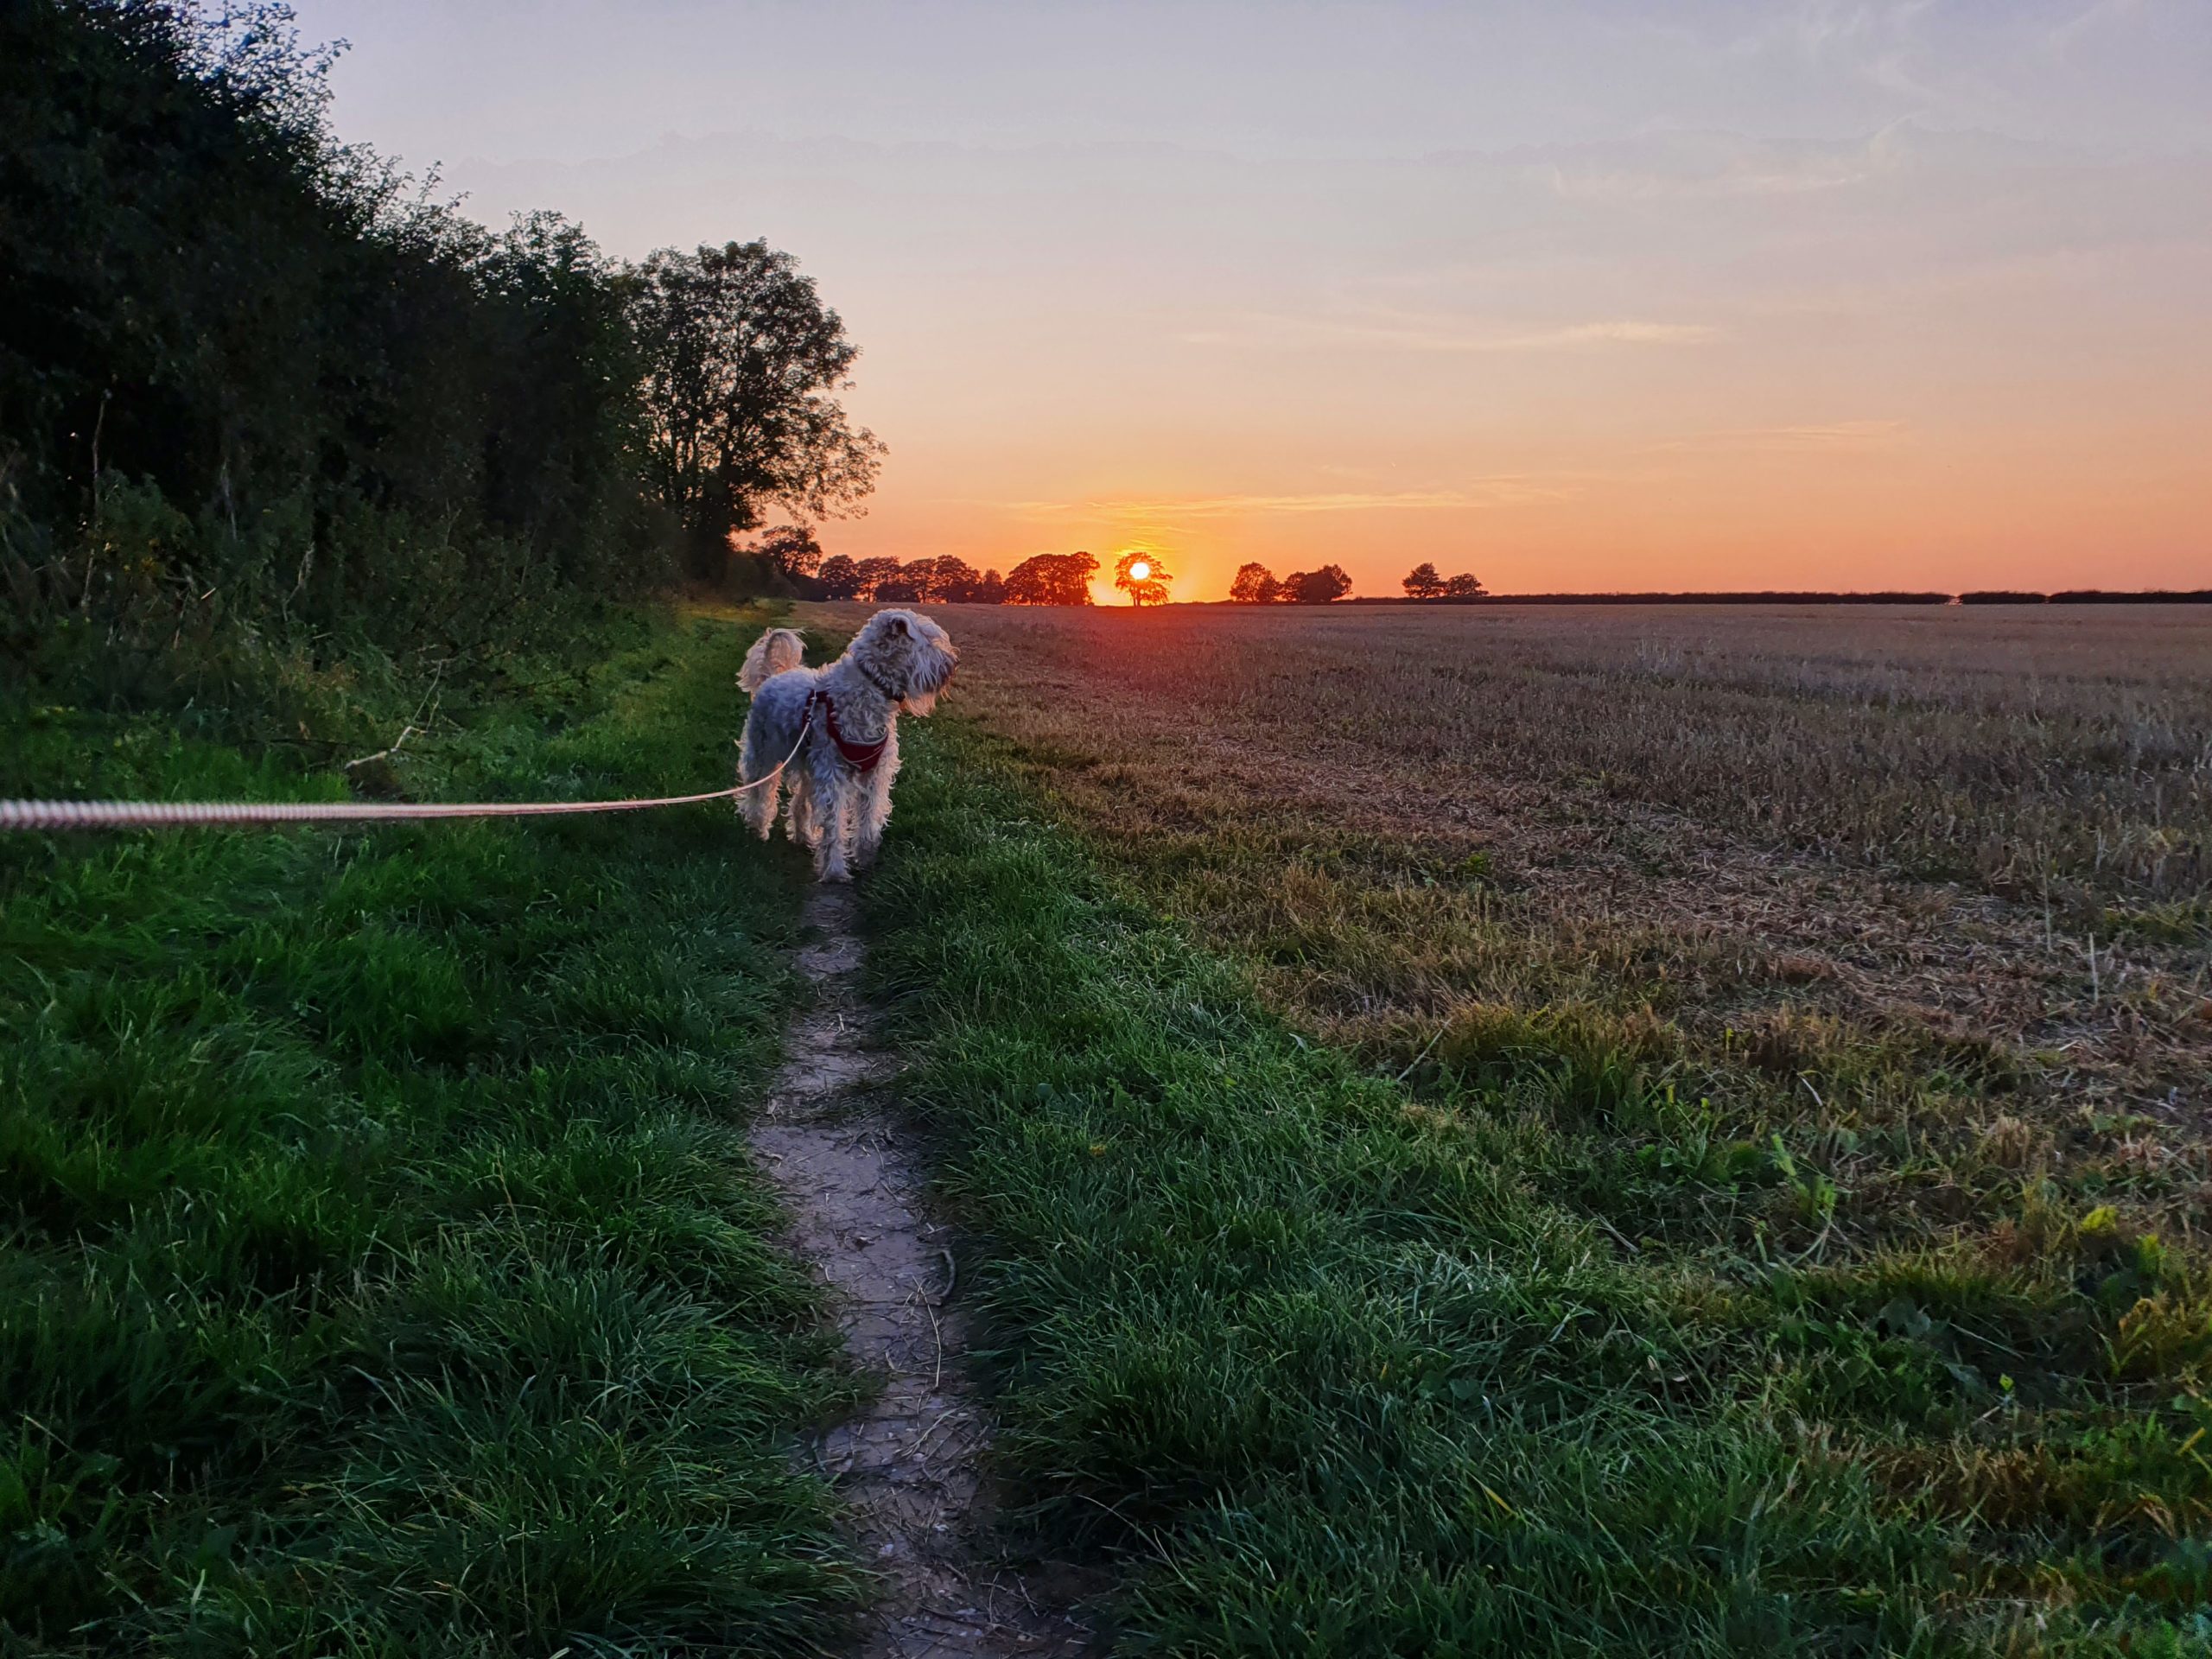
[819,598,2212,1652]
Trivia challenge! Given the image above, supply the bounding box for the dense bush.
[0,1,676,715]
[2,2,899,728]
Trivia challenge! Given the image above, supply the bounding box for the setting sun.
[1126,560,1151,582]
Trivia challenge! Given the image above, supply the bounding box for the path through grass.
[1,611,862,1655]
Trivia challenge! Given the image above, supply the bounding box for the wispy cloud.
[1181,311,1719,354]
[1545,127,1914,201]
[1646,419,1909,453]
[1004,481,1571,522]
[2045,0,2144,54]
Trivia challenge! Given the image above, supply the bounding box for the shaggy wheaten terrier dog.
[737,609,957,882]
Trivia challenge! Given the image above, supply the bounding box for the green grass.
[1,609,862,1656]
[865,719,2212,1657]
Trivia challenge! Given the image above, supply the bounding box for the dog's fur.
[737,626,807,694]
[737,609,957,881]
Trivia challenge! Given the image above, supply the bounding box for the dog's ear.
[886,615,908,635]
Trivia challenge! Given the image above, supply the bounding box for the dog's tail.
[738,627,807,694]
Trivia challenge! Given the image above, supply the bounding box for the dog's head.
[849,608,958,715]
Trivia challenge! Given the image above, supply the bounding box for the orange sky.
[305,1,2212,601]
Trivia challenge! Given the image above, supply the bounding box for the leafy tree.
[815,554,861,599]
[970,568,1007,605]
[925,556,984,601]
[721,522,824,598]
[631,239,885,578]
[1113,550,1173,607]
[1004,551,1098,605]
[1230,563,1280,604]
[1403,563,1446,600]
[889,554,979,602]
[750,524,823,578]
[850,556,903,600]
[1444,572,1486,598]
[873,577,921,602]
[897,556,943,601]
[1282,565,1353,604]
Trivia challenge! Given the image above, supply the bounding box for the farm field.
[6,597,2209,1656]
[828,599,2212,1654]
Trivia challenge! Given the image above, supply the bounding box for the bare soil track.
[750,885,1090,1658]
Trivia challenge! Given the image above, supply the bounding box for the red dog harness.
[806,690,888,773]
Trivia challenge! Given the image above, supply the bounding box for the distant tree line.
[1227,563,1354,604]
[735,541,1111,605]
[1956,590,2212,605]
[0,0,883,711]
[1340,590,2212,606]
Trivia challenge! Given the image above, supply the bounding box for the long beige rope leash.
[0,709,815,833]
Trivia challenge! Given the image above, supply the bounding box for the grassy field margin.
[1,609,862,1654]
[865,716,2211,1657]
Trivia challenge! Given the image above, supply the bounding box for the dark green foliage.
[2,1,667,709]
[0,613,862,1654]
[863,722,2212,1655]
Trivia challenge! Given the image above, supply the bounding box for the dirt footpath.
[749,885,1091,1658]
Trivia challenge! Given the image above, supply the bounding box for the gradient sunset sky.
[294,0,2210,600]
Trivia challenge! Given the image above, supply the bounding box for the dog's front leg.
[852,776,893,871]
[850,727,899,871]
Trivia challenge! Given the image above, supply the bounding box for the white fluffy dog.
[738,609,957,882]
[737,626,807,693]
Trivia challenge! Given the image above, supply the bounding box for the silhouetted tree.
[874,577,921,601]
[1403,563,1446,600]
[1004,551,1098,605]
[1444,572,1486,598]
[1113,550,1173,607]
[720,522,824,597]
[902,556,943,601]
[970,568,1007,604]
[816,554,861,599]
[750,524,823,577]
[632,239,885,578]
[849,556,903,600]
[893,554,981,602]
[1230,563,1280,603]
[1282,565,1352,604]
[925,556,984,601]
